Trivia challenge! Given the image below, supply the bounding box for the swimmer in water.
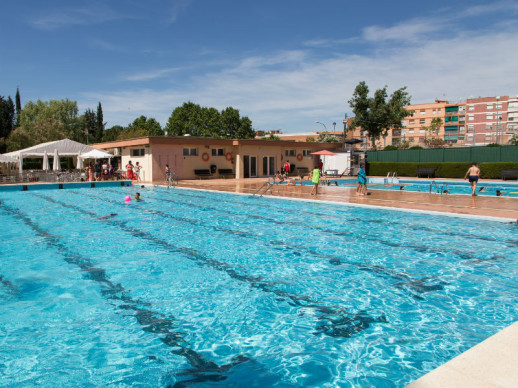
[97,213,117,219]
[134,192,142,201]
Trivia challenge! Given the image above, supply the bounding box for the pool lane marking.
[0,202,253,386]
[157,187,516,246]
[124,188,511,269]
[42,191,389,339]
[99,189,450,298]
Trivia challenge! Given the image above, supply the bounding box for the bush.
[383,145,398,150]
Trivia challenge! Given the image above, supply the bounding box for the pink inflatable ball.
[124,195,131,202]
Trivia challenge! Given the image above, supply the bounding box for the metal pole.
[315,121,327,131]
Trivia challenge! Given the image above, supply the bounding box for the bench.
[500,169,518,180]
[218,169,234,178]
[416,168,436,178]
[194,169,212,179]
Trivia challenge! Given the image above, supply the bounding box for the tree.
[127,115,163,136]
[0,96,16,152]
[348,81,411,147]
[316,132,338,143]
[509,133,518,145]
[7,99,80,150]
[82,108,96,144]
[164,102,254,139]
[103,125,125,142]
[95,102,104,143]
[423,117,446,148]
[15,88,21,126]
[306,136,316,142]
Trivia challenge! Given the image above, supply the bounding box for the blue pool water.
[304,178,518,197]
[1,186,517,387]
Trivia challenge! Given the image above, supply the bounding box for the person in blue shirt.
[356,163,367,195]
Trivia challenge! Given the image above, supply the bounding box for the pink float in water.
[124,195,131,202]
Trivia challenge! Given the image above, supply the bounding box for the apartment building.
[465,96,509,145]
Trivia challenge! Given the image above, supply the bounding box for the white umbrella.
[53,149,60,171]
[76,151,84,169]
[42,150,50,171]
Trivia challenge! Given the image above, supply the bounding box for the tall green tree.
[82,108,96,144]
[0,96,16,152]
[348,81,411,148]
[15,88,21,127]
[95,102,104,143]
[165,102,204,137]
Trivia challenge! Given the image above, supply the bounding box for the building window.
[459,126,465,133]
[419,119,425,124]
[302,150,312,156]
[211,148,224,156]
[458,106,465,113]
[432,110,436,114]
[468,124,474,131]
[437,109,441,114]
[485,134,492,140]
[409,130,414,134]
[468,115,474,121]
[486,103,493,110]
[496,103,502,109]
[409,119,415,124]
[468,105,474,111]
[486,113,493,120]
[486,124,492,130]
[285,149,296,157]
[420,110,425,115]
[130,148,145,157]
[419,129,425,134]
[183,148,197,156]
[419,138,425,143]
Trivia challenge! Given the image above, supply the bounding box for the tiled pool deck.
[171,177,518,388]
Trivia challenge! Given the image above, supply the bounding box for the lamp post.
[496,96,500,144]
[315,121,327,132]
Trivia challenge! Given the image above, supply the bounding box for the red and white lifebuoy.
[202,152,210,162]
[297,153,303,161]
[225,152,233,161]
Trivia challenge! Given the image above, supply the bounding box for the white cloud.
[80,4,518,132]
[28,6,125,30]
[124,68,182,81]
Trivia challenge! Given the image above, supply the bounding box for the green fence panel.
[367,145,518,163]
[443,147,471,162]
[500,146,518,161]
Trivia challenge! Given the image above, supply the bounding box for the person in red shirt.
[284,160,291,177]
[318,159,323,173]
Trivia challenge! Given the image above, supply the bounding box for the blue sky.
[1,0,518,133]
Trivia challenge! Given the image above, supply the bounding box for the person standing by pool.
[357,163,367,195]
[135,162,142,182]
[284,160,291,177]
[310,165,320,195]
[464,162,480,196]
[126,160,134,180]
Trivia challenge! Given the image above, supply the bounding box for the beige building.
[94,136,341,182]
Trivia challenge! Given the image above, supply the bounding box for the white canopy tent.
[0,154,19,164]
[3,138,111,173]
[79,149,113,159]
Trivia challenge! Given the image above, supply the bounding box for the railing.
[0,170,130,185]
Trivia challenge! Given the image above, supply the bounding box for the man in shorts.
[464,162,480,196]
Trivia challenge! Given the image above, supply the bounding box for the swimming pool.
[1,186,517,387]
[305,178,518,197]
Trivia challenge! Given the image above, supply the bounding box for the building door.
[262,156,275,176]
[243,155,257,178]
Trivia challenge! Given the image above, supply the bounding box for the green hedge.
[368,162,518,179]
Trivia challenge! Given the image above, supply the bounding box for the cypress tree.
[96,102,104,142]
[15,88,21,126]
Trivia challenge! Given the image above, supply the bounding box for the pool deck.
[173,177,518,221]
[168,177,518,388]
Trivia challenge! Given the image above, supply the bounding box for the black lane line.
[104,189,448,298]
[169,188,518,248]
[0,203,252,387]
[42,191,389,339]
[150,188,507,269]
